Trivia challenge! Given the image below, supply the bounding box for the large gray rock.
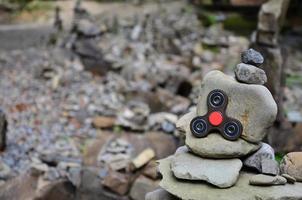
[249,174,286,186]
[196,70,277,143]
[177,109,261,158]
[243,143,277,175]
[234,63,267,85]
[171,152,242,188]
[186,132,261,159]
[280,152,302,181]
[158,157,302,200]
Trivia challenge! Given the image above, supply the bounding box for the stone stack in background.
[251,0,290,124]
[146,50,302,200]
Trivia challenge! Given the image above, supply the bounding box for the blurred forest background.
[0,0,301,199]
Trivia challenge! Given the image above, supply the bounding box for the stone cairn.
[146,49,302,200]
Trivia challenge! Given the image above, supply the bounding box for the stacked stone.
[146,49,302,200]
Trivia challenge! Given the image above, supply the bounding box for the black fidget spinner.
[190,89,243,141]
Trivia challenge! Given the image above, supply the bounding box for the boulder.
[158,157,302,200]
[171,151,242,188]
[234,63,267,85]
[196,70,277,143]
[249,174,286,186]
[280,152,302,181]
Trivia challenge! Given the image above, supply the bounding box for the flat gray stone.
[196,70,277,143]
[244,143,279,175]
[158,157,302,200]
[171,152,242,188]
[249,174,286,186]
[234,63,267,85]
[186,131,261,159]
[241,48,264,67]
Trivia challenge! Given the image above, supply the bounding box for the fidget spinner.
[190,89,243,141]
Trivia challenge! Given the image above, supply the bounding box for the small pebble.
[241,48,264,67]
[282,173,296,184]
[249,174,287,186]
[234,63,267,85]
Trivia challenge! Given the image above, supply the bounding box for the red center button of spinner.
[209,111,223,126]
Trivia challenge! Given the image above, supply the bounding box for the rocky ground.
[0,0,301,199]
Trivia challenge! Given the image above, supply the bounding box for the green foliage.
[275,153,284,163]
[0,0,30,10]
[223,14,257,36]
[286,74,302,87]
[202,44,219,53]
[113,125,123,134]
[0,0,52,11]
[198,10,218,27]
[23,0,52,11]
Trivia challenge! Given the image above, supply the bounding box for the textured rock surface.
[249,174,286,186]
[282,174,296,184]
[175,110,195,135]
[258,0,289,33]
[196,70,277,143]
[145,188,179,200]
[186,132,261,158]
[158,157,302,200]
[241,48,264,67]
[177,109,261,158]
[234,63,267,85]
[261,159,280,176]
[171,152,242,188]
[243,143,279,175]
[280,152,302,181]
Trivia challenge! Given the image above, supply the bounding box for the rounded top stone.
[241,48,264,67]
